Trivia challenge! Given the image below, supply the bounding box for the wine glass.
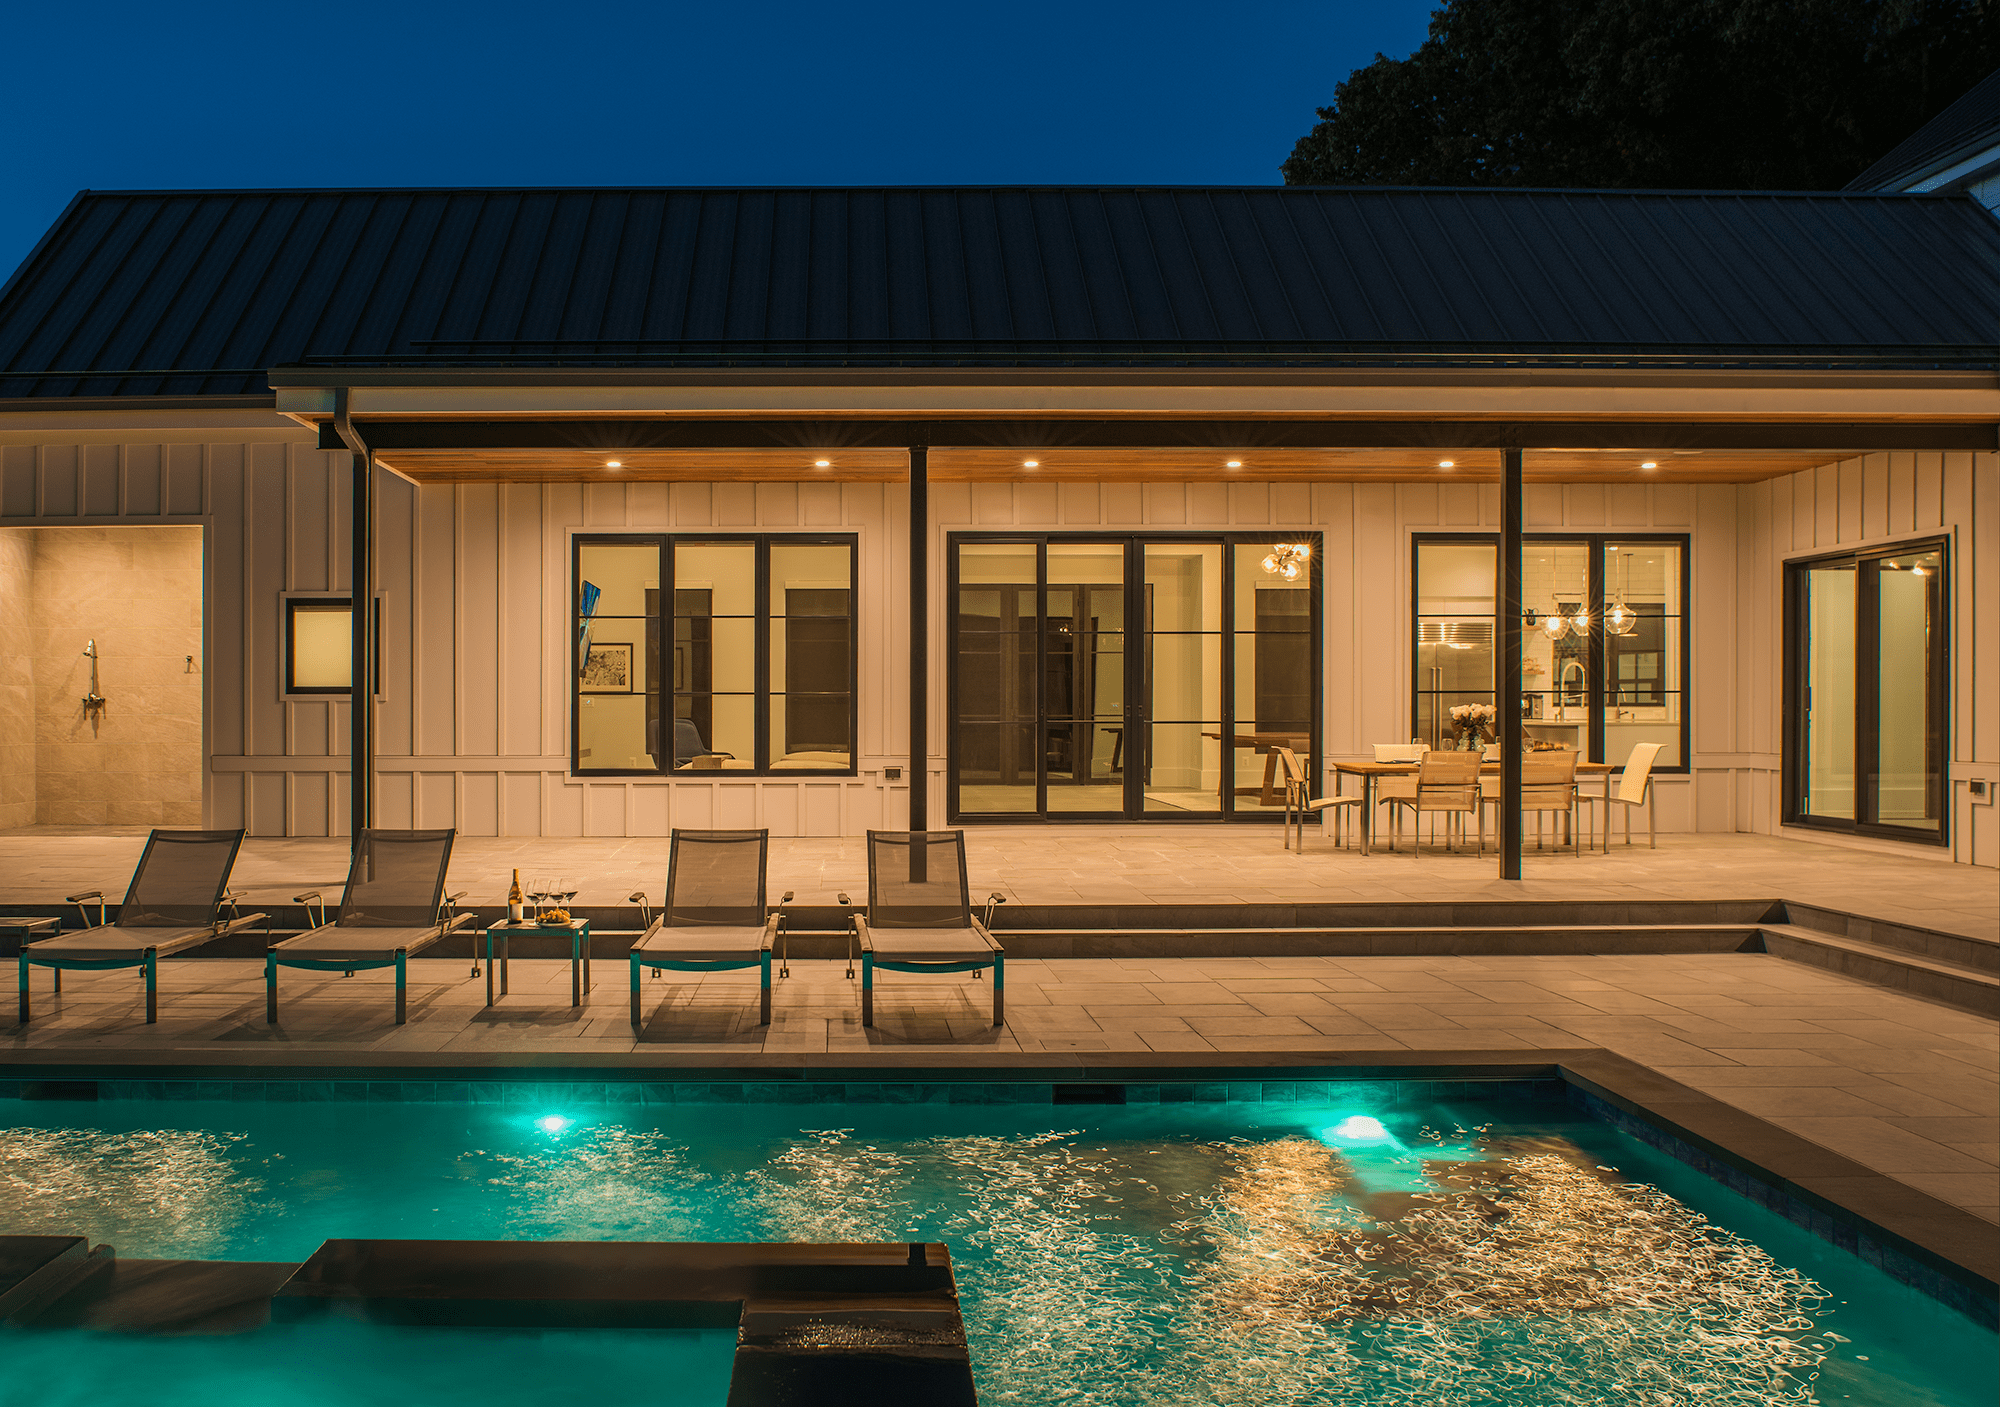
[556,877,579,922]
[527,876,552,924]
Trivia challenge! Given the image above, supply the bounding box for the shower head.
[82,639,97,658]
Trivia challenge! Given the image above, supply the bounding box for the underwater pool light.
[535,1116,571,1134]
[1319,1114,1394,1146]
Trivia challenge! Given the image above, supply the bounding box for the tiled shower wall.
[15,525,204,827]
[0,530,31,828]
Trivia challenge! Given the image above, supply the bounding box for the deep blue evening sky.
[2,0,1436,285]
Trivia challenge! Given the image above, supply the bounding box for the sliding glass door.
[949,533,1321,822]
[1786,540,1948,844]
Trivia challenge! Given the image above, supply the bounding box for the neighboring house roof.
[1849,68,2000,192]
[4,185,2000,399]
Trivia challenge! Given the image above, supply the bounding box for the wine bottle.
[508,869,525,925]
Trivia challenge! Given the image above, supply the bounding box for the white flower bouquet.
[1446,702,1498,746]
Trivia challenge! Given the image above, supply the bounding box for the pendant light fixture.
[1604,549,1639,636]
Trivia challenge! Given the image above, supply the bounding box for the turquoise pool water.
[1,1094,1992,1406]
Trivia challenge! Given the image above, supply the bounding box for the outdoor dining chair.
[1387,751,1483,853]
[1576,742,1663,850]
[265,829,469,1025]
[1476,751,1584,854]
[853,830,1005,1028]
[18,828,268,1024]
[628,828,787,1029]
[1276,746,1360,851]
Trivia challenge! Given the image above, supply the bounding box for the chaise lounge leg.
[759,951,771,1025]
[144,950,158,1024]
[630,953,642,1029]
[394,951,407,1025]
[265,954,278,1023]
[992,955,1004,1027]
[18,955,29,1024]
[861,951,874,1027]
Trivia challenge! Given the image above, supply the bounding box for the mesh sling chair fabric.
[630,829,782,1029]
[854,831,1004,1028]
[266,829,469,1025]
[19,829,268,1024]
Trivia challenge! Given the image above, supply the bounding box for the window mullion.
[755,535,770,774]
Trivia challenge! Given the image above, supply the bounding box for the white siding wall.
[926,478,1710,837]
[3,435,1992,864]
[1733,452,1998,867]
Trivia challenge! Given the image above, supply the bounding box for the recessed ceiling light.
[1023,459,1039,469]
[814,459,831,468]
[1640,461,1658,470]
[1225,459,1243,469]
[1438,459,1454,469]
[605,460,622,469]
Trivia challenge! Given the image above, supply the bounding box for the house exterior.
[0,185,1994,868]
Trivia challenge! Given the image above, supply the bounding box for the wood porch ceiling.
[371,446,1849,484]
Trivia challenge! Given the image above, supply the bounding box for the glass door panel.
[1868,549,1943,833]
[1046,543,1128,814]
[1523,542,1592,757]
[1143,543,1224,813]
[954,543,1040,813]
[1415,541,1495,751]
[1233,543,1315,807]
[1802,560,1857,820]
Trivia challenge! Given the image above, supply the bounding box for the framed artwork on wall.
[580,642,634,693]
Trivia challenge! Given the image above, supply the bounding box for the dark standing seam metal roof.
[1848,68,2000,192]
[5,185,2000,398]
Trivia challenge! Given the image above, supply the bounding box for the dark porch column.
[907,447,928,831]
[349,448,375,845]
[1497,447,1523,879]
[335,386,375,848]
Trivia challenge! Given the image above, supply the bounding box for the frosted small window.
[285,597,378,695]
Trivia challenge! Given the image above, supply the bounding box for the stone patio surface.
[3,826,1995,941]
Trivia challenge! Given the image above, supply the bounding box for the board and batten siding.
[1731,452,1998,868]
[928,478,1714,838]
[3,435,1993,864]
[0,439,910,838]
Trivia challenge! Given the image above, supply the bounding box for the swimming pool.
[2,1090,1992,1406]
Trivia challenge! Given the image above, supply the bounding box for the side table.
[482,920,593,1008]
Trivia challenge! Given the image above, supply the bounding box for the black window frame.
[945,530,1323,824]
[1782,535,1951,847]
[282,594,380,697]
[1410,532,1692,774]
[570,532,859,778]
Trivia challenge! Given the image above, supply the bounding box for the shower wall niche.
[0,525,204,828]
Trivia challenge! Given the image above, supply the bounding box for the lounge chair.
[853,830,1005,1029]
[18,828,267,1024]
[628,829,787,1029]
[265,829,469,1025]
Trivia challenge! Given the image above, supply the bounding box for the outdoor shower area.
[0,524,204,829]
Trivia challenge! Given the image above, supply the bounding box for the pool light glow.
[535,1116,571,1134]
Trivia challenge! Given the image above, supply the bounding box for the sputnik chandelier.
[1261,542,1312,580]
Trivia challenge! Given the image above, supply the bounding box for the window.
[283,595,379,696]
[1784,539,1948,844]
[1412,535,1688,770]
[572,535,856,776]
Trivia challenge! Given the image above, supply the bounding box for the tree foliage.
[1282,1,2000,188]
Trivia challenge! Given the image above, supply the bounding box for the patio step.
[1758,923,1999,1018]
[1779,902,1999,974]
[968,924,1764,959]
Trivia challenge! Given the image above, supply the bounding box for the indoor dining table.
[1329,755,1618,856]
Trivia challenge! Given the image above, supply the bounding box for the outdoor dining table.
[1329,756,1618,856]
